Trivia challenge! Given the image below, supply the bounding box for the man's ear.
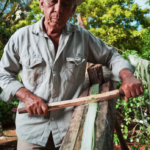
[70,5,77,17]
[39,0,45,13]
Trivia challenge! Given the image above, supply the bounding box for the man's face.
[39,0,77,30]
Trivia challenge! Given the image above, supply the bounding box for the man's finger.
[32,107,38,115]
[140,85,144,93]
[135,88,142,96]
[124,96,129,102]
[123,89,131,99]
[27,107,33,116]
[131,90,136,98]
[37,107,43,115]
[41,104,48,116]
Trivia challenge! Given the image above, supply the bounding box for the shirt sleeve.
[0,36,24,103]
[87,32,135,82]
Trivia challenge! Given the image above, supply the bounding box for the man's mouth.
[53,18,62,21]
[51,18,63,24]
[50,13,64,23]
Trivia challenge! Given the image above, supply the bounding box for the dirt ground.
[0,124,148,150]
[0,141,17,150]
[0,123,17,150]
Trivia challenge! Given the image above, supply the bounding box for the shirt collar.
[32,16,79,37]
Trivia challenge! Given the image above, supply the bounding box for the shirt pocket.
[64,56,86,83]
[21,57,46,87]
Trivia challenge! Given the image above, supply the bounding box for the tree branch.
[77,13,86,29]
[0,0,9,16]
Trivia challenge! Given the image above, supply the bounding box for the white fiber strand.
[80,102,98,150]
[129,55,150,125]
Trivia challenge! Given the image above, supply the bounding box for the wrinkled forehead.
[45,0,75,3]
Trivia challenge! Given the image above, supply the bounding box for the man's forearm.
[15,88,31,103]
[119,68,134,80]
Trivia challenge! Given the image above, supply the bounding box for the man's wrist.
[15,88,32,103]
[119,68,134,80]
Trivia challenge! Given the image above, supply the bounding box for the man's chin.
[49,22,65,29]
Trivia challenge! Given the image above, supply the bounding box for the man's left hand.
[120,68,144,102]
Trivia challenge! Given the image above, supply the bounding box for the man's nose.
[54,1,63,13]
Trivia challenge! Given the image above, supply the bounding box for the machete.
[18,89,124,114]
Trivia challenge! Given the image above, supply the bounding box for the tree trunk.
[0,122,3,136]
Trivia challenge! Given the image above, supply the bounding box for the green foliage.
[113,134,119,146]
[122,49,140,60]
[1,0,150,61]
[75,0,150,55]
[11,0,43,32]
[116,82,150,148]
[0,88,19,123]
[0,19,12,58]
[0,0,33,123]
[146,0,150,5]
[140,27,150,60]
[0,0,32,59]
[0,0,31,14]
[0,0,24,119]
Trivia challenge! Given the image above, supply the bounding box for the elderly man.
[0,0,144,149]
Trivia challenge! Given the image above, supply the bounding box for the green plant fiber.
[80,102,98,150]
[80,84,99,150]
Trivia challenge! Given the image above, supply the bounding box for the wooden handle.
[18,89,124,114]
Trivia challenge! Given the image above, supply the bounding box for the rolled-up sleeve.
[0,36,24,103]
[87,32,135,81]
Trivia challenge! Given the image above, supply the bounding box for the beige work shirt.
[0,17,134,147]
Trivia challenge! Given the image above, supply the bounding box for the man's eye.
[47,0,57,6]
[51,0,57,3]
[50,0,57,4]
[63,2,71,7]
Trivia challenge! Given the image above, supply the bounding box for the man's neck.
[43,19,62,54]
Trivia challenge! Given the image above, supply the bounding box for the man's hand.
[16,88,48,116]
[120,69,144,102]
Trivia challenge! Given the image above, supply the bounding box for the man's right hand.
[16,88,48,116]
